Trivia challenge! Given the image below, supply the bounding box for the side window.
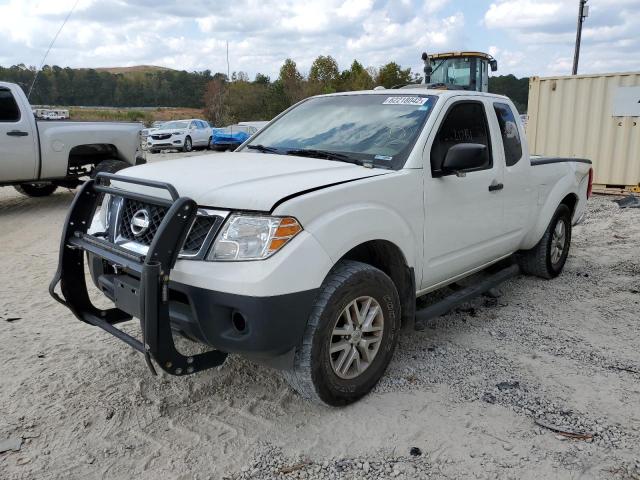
[0,88,21,122]
[493,103,522,166]
[430,102,491,175]
[198,121,206,129]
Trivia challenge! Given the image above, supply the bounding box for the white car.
[52,89,592,406]
[42,111,62,120]
[147,119,212,153]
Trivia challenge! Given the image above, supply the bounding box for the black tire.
[183,136,193,152]
[282,260,401,406]
[516,204,572,279]
[91,159,129,179]
[207,136,213,150]
[14,182,57,197]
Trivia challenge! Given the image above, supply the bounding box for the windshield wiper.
[247,144,279,153]
[286,149,363,166]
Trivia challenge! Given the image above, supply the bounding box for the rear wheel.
[517,204,572,279]
[91,159,129,178]
[207,136,213,150]
[282,260,400,406]
[14,182,57,197]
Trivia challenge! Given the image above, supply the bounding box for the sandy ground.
[1,151,639,479]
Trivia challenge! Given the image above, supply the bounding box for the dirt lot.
[1,152,639,479]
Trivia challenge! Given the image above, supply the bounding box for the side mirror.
[442,143,487,176]
[489,59,498,72]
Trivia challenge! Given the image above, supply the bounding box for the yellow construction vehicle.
[421,51,498,92]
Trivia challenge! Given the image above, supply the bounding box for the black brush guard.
[49,173,227,376]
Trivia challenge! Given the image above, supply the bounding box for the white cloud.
[1,0,638,80]
[483,0,640,76]
[0,0,467,78]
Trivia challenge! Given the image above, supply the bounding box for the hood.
[119,152,390,211]
[149,127,183,135]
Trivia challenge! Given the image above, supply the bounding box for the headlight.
[208,215,302,261]
[88,194,112,234]
[172,131,185,135]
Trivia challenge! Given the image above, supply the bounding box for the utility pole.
[226,41,230,81]
[572,0,589,75]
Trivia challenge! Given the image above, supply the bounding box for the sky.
[0,0,639,80]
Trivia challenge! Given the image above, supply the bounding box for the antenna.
[28,0,80,99]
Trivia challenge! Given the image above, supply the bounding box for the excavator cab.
[421,51,498,92]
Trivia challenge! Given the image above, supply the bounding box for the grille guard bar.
[49,173,228,376]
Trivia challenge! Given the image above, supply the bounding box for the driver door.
[0,87,38,182]
[421,98,507,290]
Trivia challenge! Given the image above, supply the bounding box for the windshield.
[222,125,251,134]
[163,121,189,130]
[242,94,436,169]
[429,58,472,88]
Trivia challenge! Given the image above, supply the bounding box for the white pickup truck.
[0,81,143,197]
[50,89,593,406]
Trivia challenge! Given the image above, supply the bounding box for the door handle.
[7,130,29,137]
[488,183,504,192]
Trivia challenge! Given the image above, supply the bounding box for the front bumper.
[88,254,317,362]
[147,136,184,149]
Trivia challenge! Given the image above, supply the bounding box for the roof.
[315,88,509,101]
[429,51,495,60]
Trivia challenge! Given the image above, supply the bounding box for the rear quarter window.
[0,89,21,122]
[493,103,523,167]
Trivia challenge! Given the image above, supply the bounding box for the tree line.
[0,58,530,126]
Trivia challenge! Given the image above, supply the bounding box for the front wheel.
[182,136,193,152]
[517,204,572,279]
[14,182,57,197]
[282,260,400,406]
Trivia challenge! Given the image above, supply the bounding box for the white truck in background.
[0,81,143,197]
[51,89,593,406]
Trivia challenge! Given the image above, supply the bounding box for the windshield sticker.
[382,96,429,106]
[374,154,393,161]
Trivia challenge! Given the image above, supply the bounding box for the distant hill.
[94,65,176,75]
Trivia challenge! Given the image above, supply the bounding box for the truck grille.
[116,199,221,257]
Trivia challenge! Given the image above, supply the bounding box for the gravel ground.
[1,150,639,479]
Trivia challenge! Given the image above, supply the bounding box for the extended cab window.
[430,102,491,175]
[0,88,21,122]
[493,103,522,166]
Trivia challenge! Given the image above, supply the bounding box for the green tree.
[340,60,374,91]
[376,62,412,88]
[308,55,339,93]
[278,58,304,105]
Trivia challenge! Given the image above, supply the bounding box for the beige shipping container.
[526,72,640,189]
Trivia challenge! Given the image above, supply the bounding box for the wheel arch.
[560,192,578,217]
[67,143,122,173]
[337,239,416,328]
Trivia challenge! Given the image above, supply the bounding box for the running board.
[414,263,520,330]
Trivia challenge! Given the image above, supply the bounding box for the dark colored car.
[211,124,257,151]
